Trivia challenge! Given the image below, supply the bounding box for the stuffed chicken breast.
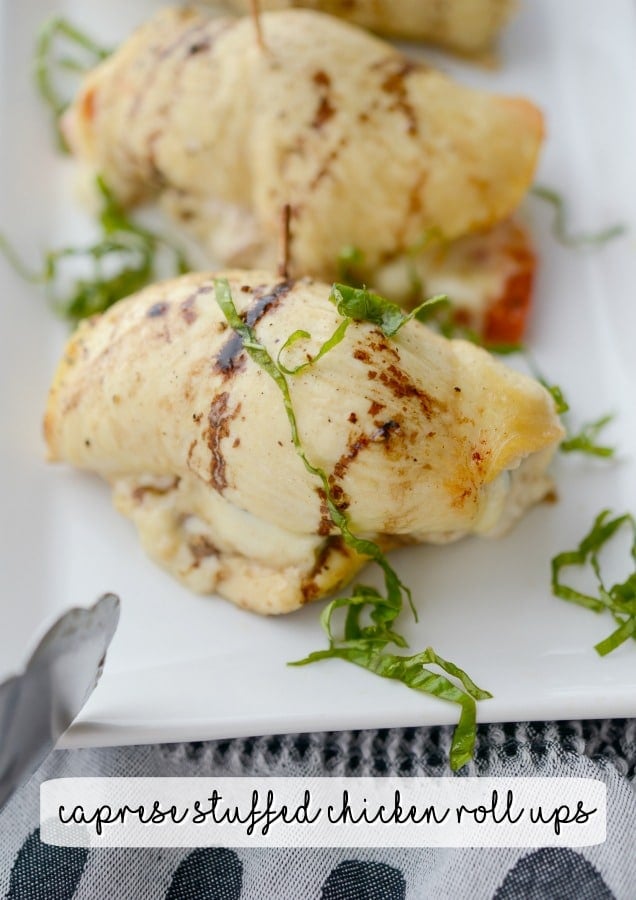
[223,0,515,54]
[44,271,563,614]
[63,7,542,340]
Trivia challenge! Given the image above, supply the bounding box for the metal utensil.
[0,593,120,810]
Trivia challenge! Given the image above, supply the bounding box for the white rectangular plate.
[0,0,635,749]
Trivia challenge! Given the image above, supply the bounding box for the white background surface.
[0,0,635,749]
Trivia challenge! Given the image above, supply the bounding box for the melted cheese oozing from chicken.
[64,8,542,283]
[44,271,564,614]
[374,218,536,344]
[224,0,515,54]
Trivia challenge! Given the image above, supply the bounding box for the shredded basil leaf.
[277,320,351,375]
[532,185,627,249]
[329,283,404,335]
[526,357,616,457]
[537,377,570,417]
[0,176,189,323]
[294,644,491,771]
[35,17,110,150]
[551,510,636,655]
[330,283,447,337]
[214,277,491,770]
[560,414,615,458]
[0,234,43,285]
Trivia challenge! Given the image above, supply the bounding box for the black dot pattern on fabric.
[265,736,281,757]
[7,828,88,900]
[373,756,388,773]
[581,718,635,780]
[165,848,242,900]
[160,719,634,781]
[493,847,616,900]
[183,742,207,763]
[293,734,311,760]
[320,860,406,900]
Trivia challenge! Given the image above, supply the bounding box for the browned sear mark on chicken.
[159,19,212,62]
[332,433,369,483]
[327,419,402,514]
[215,280,294,378]
[215,332,246,378]
[471,444,491,469]
[301,535,348,602]
[378,364,442,419]
[376,58,420,136]
[147,125,168,188]
[355,335,403,378]
[311,70,335,129]
[332,420,401,491]
[180,294,198,324]
[316,487,333,536]
[371,420,400,441]
[188,534,219,561]
[407,173,424,217]
[451,486,473,509]
[187,438,198,468]
[187,39,210,55]
[205,392,236,491]
[126,15,237,155]
[132,477,180,504]
[367,329,401,361]
[247,280,294,326]
[329,483,348,511]
[127,18,207,121]
[313,95,335,129]
[313,69,331,88]
[147,301,169,318]
[309,136,349,190]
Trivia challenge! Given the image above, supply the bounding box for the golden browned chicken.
[45,271,563,614]
[224,0,515,54]
[63,7,542,341]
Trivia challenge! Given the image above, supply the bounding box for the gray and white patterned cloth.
[0,720,634,899]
